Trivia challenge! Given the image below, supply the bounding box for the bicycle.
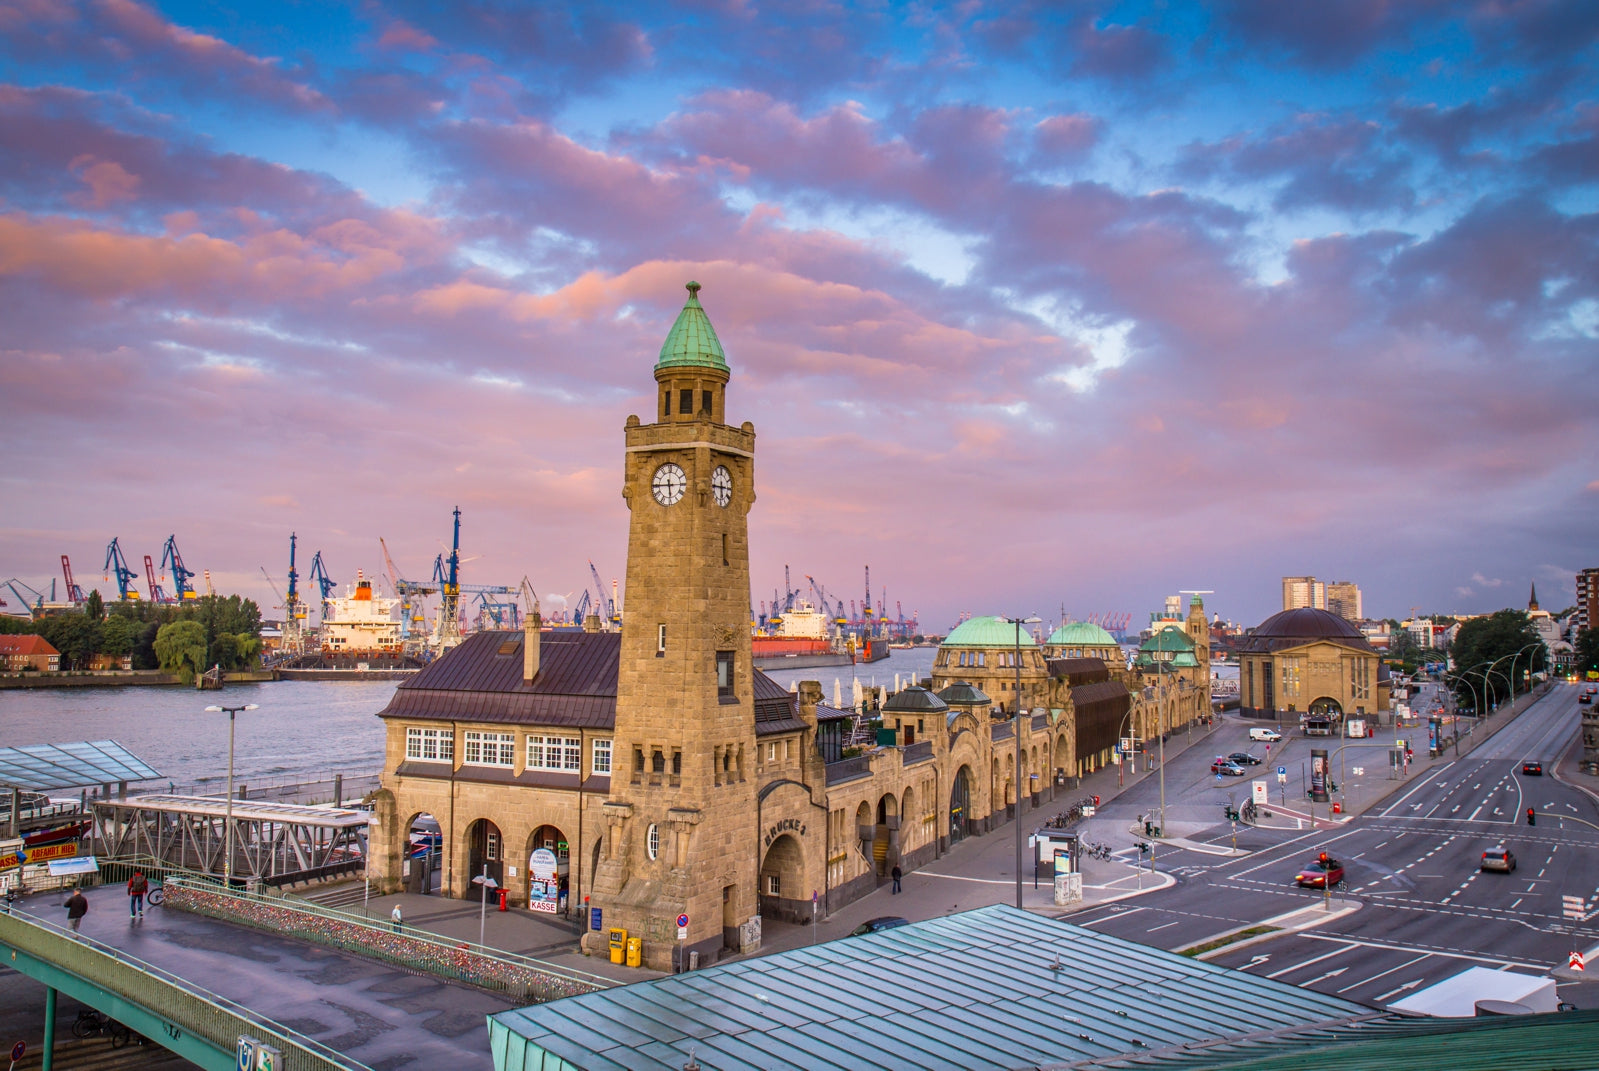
[72,1009,131,1047]
[146,883,164,907]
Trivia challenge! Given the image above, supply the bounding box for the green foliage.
[98,615,138,658]
[1575,629,1599,677]
[153,620,208,683]
[0,593,264,673]
[84,589,104,621]
[1449,610,1546,708]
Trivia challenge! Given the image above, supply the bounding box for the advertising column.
[1310,749,1329,803]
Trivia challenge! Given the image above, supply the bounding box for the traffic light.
[1527,808,1536,826]
[1319,851,1329,866]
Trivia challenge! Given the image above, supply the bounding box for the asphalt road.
[1065,683,1599,1010]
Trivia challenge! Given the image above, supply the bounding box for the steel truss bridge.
[93,795,371,884]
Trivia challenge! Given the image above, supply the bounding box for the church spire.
[1529,581,1539,613]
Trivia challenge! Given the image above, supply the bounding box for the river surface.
[0,648,943,790]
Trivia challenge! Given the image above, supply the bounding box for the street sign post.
[1571,950,1586,972]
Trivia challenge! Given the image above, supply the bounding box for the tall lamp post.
[1006,615,1041,910]
[204,703,258,885]
[1507,642,1544,711]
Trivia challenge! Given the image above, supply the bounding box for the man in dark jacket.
[891,865,903,893]
[64,887,88,932]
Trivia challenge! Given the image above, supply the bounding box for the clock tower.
[586,282,761,969]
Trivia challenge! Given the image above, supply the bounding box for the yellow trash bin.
[608,928,628,965]
[626,937,642,968]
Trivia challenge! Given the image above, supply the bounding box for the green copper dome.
[942,616,1038,648]
[1047,622,1119,647]
[1135,624,1199,668]
[655,281,729,372]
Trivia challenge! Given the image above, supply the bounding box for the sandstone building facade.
[368,284,1128,970]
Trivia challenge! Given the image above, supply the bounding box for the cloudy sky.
[1,0,1595,634]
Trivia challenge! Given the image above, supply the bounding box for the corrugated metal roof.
[488,905,1369,1071]
[1050,657,1111,685]
[0,740,161,791]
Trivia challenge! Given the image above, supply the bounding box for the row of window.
[937,649,1046,669]
[406,727,612,774]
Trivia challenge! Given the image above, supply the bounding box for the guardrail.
[0,903,368,1070]
[824,755,873,785]
[902,740,934,765]
[163,877,611,1004]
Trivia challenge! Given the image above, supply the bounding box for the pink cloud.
[68,153,140,206]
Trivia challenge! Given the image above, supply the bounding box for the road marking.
[1146,921,1179,932]
[1296,931,1550,971]
[1376,978,1425,1003]
[1266,943,1355,979]
[1338,953,1432,994]
[1304,967,1348,986]
[1469,807,1483,821]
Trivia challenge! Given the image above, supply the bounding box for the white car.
[1248,727,1282,742]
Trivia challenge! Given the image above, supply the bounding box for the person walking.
[127,870,148,920]
[64,887,88,932]
[891,865,902,894]
[390,903,403,935]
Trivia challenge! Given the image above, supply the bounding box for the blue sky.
[1,0,1595,631]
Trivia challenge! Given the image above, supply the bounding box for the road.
[1064,682,1599,1009]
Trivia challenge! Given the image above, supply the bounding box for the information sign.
[1252,780,1268,805]
[528,848,559,915]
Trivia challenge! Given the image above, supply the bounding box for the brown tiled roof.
[1048,657,1108,685]
[0,635,58,656]
[753,668,805,735]
[377,630,620,729]
[377,629,805,735]
[1071,679,1131,758]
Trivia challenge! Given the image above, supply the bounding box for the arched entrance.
[525,824,569,914]
[949,766,972,844]
[758,833,805,920]
[873,794,899,878]
[404,812,441,894]
[1053,736,1070,790]
[1309,697,1343,717]
[464,818,503,902]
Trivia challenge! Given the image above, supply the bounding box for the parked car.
[1227,752,1263,766]
[1521,761,1543,776]
[1581,693,1593,706]
[1211,759,1247,776]
[849,916,909,936]
[1481,847,1517,873]
[1248,727,1282,742]
[1296,855,1345,888]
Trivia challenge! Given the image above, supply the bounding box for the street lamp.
[1005,615,1041,910]
[1507,642,1545,710]
[203,703,258,885]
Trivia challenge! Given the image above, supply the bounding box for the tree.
[1575,628,1599,680]
[99,616,138,660]
[1449,610,1546,709]
[153,620,208,683]
[84,589,104,621]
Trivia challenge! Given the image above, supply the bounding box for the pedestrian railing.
[0,903,369,1070]
[163,877,611,1004]
[902,740,934,765]
[825,755,873,785]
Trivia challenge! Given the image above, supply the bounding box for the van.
[1248,727,1281,742]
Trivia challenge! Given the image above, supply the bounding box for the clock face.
[711,465,732,508]
[651,463,687,506]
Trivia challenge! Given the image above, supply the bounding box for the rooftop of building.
[655,281,729,372]
[1239,607,1378,656]
[1046,621,1119,647]
[0,634,58,656]
[941,616,1038,648]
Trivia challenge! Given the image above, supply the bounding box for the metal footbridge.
[0,902,368,1070]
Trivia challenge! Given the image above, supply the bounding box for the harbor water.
[0,647,944,790]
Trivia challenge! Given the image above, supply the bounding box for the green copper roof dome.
[1135,624,1199,668]
[1047,622,1119,647]
[655,281,729,372]
[942,616,1038,648]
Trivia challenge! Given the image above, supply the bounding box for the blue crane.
[103,537,141,601]
[307,551,336,620]
[588,560,620,625]
[571,589,593,624]
[160,535,197,601]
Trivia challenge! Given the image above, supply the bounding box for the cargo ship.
[752,601,853,670]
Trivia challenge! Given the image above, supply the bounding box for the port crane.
[307,551,336,622]
[103,537,141,601]
[60,556,86,605]
[278,533,306,653]
[160,535,197,601]
[1,578,47,616]
[805,575,849,630]
[379,537,434,650]
[588,560,621,627]
[143,555,168,603]
[426,508,516,646]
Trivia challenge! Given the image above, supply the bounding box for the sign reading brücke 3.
[763,817,806,847]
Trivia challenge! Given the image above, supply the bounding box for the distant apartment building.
[1326,581,1362,622]
[1578,568,1599,634]
[0,635,60,671]
[1282,576,1326,611]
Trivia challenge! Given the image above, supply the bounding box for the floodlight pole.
[1007,616,1040,909]
[205,703,258,885]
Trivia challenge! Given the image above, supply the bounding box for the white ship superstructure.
[322,571,403,653]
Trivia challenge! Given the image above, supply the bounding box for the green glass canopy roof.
[655,281,729,372]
